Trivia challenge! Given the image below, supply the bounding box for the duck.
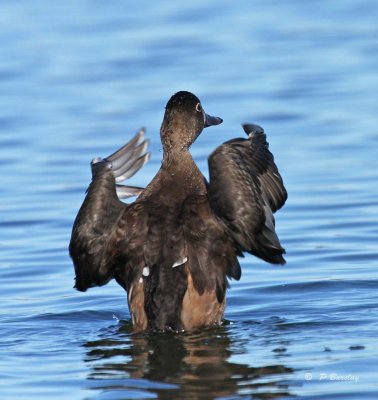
[69,91,287,332]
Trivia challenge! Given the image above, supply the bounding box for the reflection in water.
[83,322,294,399]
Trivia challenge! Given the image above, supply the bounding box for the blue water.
[1,0,378,399]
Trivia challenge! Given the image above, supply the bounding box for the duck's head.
[160,91,222,153]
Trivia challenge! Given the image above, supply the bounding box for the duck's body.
[69,92,287,332]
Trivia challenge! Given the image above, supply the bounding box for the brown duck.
[69,91,287,332]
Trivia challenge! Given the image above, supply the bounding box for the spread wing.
[207,124,287,264]
[69,129,150,291]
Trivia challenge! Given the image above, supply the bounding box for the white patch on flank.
[139,277,143,283]
[128,285,133,302]
[142,266,150,276]
[172,256,188,268]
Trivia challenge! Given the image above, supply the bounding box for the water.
[1,0,377,398]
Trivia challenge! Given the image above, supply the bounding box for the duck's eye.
[196,103,202,113]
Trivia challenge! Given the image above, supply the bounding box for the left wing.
[207,124,287,264]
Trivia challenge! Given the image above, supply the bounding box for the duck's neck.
[161,146,191,168]
[160,118,198,166]
[161,148,206,196]
[139,148,206,202]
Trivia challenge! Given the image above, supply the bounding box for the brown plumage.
[69,91,287,332]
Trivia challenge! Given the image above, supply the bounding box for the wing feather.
[69,129,150,291]
[208,124,287,264]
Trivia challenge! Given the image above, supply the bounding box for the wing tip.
[277,255,287,265]
[242,123,264,136]
[228,258,242,281]
[268,248,286,265]
[74,280,88,292]
[261,253,286,265]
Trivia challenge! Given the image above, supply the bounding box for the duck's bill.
[204,113,223,128]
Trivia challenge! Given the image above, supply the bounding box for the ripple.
[1,0,378,399]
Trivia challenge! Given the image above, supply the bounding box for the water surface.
[1,1,378,399]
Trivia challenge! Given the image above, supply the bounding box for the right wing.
[69,129,150,291]
[208,124,287,264]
